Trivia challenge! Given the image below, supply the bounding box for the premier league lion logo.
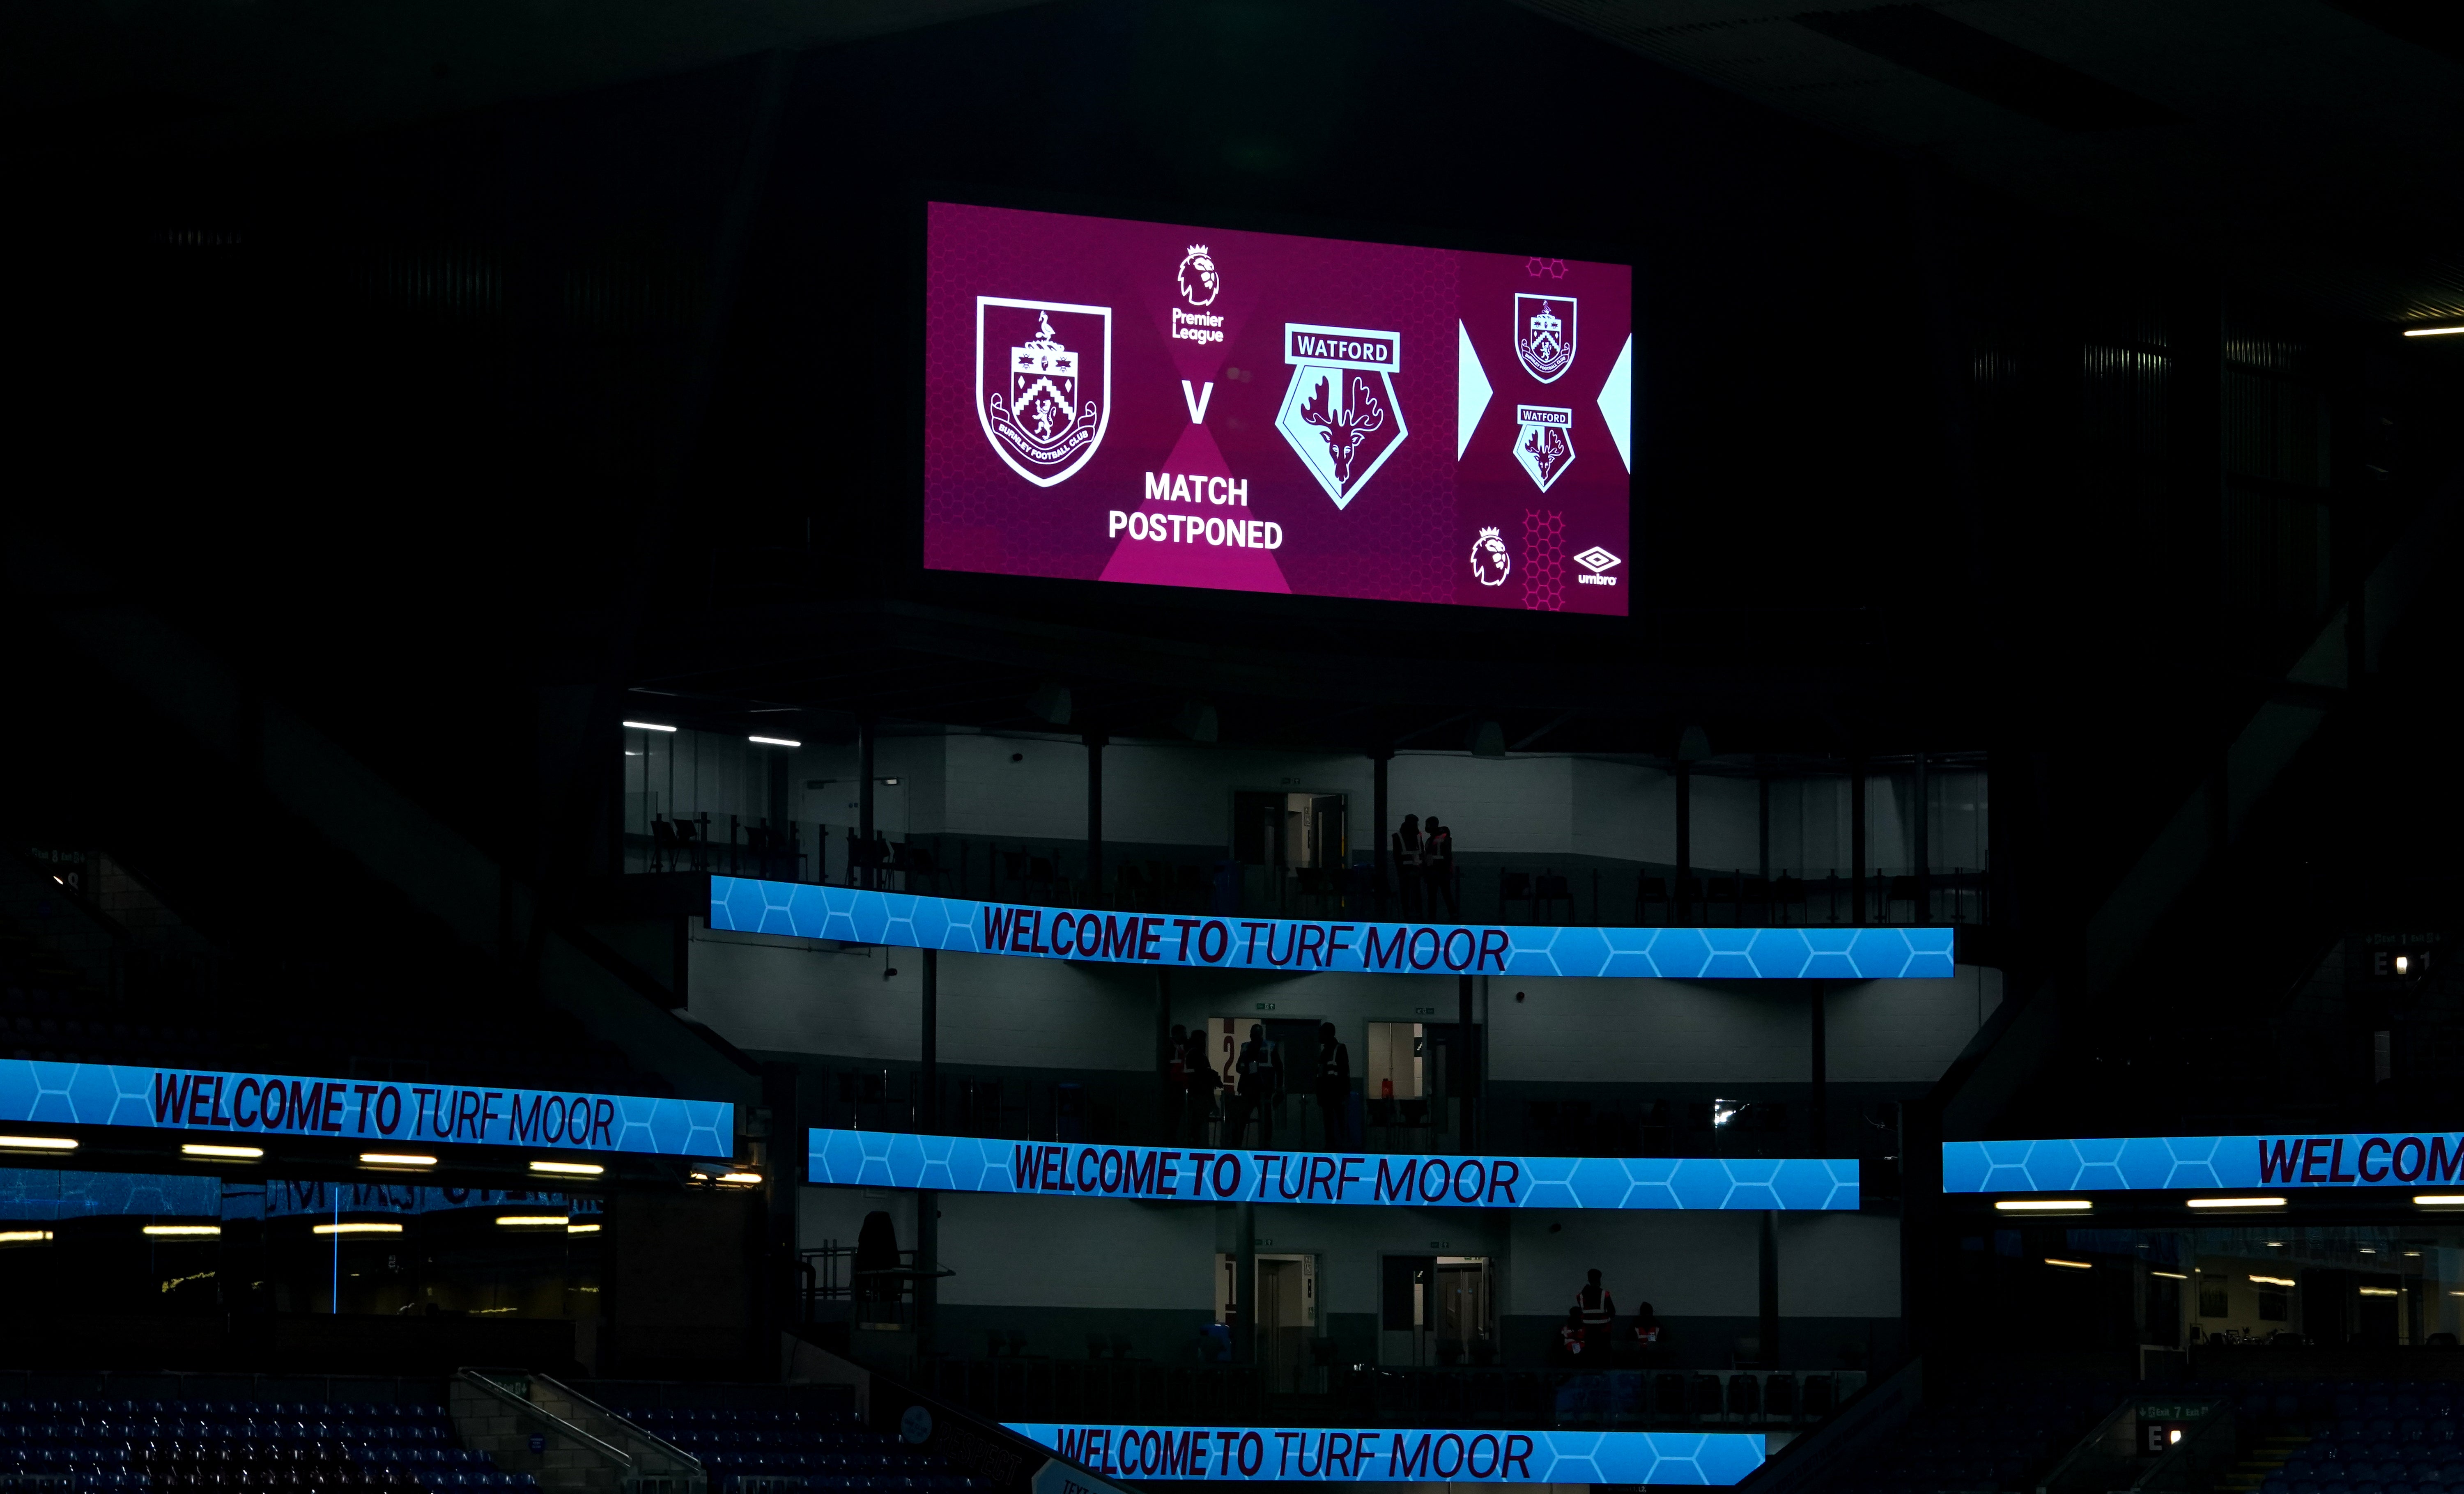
[1515,294,1577,384]
[1470,526,1512,587]
[1177,244,1221,307]
[977,297,1112,487]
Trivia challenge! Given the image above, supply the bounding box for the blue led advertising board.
[810,1128,1860,1211]
[712,877,1954,981]
[0,1059,733,1159]
[1945,1131,2464,1194]
[1005,1424,1763,1485]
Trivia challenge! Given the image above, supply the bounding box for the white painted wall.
[1508,1210,1763,1320]
[1777,1213,1902,1317]
[691,927,2002,1084]
[798,1188,1862,1325]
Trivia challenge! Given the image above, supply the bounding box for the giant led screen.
[923,202,1634,613]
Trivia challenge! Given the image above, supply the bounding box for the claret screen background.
[923,202,1634,614]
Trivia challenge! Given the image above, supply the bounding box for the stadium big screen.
[924,202,1634,613]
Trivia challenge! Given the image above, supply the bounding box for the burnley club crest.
[977,297,1112,487]
[1514,294,1576,384]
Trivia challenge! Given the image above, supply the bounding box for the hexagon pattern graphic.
[812,1129,1858,1211]
[0,1059,733,1160]
[1002,1425,1763,1485]
[713,877,1954,980]
[1941,1131,2464,1193]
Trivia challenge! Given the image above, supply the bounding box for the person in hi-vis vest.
[1574,1268,1617,1354]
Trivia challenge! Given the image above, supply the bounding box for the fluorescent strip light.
[313,1222,404,1235]
[497,1215,569,1228]
[567,1223,602,1235]
[716,1171,763,1186]
[747,735,802,748]
[182,1143,263,1159]
[2249,1274,2296,1287]
[2359,1287,2400,1297]
[143,1225,222,1237]
[361,1153,437,1168]
[2044,1258,2093,1270]
[0,1230,52,1244]
[0,1136,78,1152]
[530,1160,605,1177]
[2151,1270,2188,1280]
[1995,1199,2091,1212]
[2402,326,2464,337]
[2416,1195,2464,1206]
[2186,1197,2285,1209]
[623,721,679,732]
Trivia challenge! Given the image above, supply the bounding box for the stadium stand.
[0,1392,533,1491]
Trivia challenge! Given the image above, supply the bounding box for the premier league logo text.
[1275,323,1409,509]
[1512,405,1575,492]
[977,297,1112,488]
[1515,294,1577,384]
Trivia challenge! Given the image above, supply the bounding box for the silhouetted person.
[1184,1026,1219,1142]
[1313,1021,1353,1147]
[1553,1306,1590,1365]
[1575,1268,1616,1353]
[1423,815,1457,920]
[1236,1023,1282,1144]
[1630,1299,1662,1347]
[854,1210,901,1313]
[1392,814,1424,918]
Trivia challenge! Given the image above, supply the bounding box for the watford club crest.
[1512,405,1575,492]
[1274,322,1409,509]
[977,297,1112,487]
[1515,294,1577,384]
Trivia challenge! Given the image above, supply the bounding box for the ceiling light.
[530,1160,605,1176]
[567,1223,602,1235]
[2401,325,2464,337]
[2187,1197,2285,1209]
[0,1135,78,1152]
[748,736,801,748]
[2266,1241,2284,1247]
[2360,1247,2377,1253]
[2417,1195,2464,1206]
[2151,1270,2188,1280]
[2406,1251,2422,1258]
[496,1215,569,1228]
[717,1171,762,1186]
[2044,1258,2093,1270]
[2249,1274,2296,1287]
[313,1222,403,1235]
[1995,1199,2091,1212]
[623,721,678,732]
[142,1225,221,1237]
[182,1143,263,1159]
[0,1230,53,1244]
[2360,1287,2400,1297]
[361,1153,437,1169]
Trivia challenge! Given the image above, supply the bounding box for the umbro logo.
[1574,546,1621,586]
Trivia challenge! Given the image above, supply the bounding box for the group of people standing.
[1391,813,1457,920]
[1552,1268,1664,1364]
[1164,1021,1354,1147]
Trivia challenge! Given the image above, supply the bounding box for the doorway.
[1379,1253,1493,1366]
[1216,1252,1320,1393]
